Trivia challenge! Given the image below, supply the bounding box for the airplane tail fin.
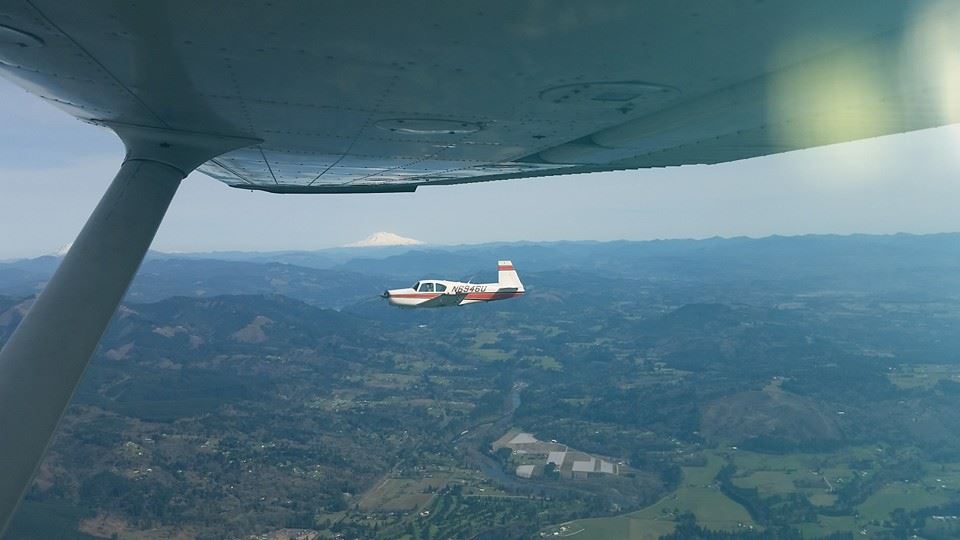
[497,260,524,291]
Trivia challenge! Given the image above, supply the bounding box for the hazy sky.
[1,76,959,259]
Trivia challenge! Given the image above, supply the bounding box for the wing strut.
[0,126,257,534]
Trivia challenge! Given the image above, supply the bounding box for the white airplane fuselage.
[384,261,524,308]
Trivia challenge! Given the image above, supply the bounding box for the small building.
[571,458,596,479]
[515,465,535,478]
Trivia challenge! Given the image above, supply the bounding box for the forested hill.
[1,233,960,539]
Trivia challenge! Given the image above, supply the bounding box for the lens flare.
[901,2,960,140]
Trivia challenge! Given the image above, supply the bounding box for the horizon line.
[3,230,958,263]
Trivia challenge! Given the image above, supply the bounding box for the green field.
[807,492,837,507]
[857,482,950,520]
[360,476,448,511]
[546,517,675,540]
[542,453,757,539]
[470,348,512,361]
[733,449,960,537]
[734,470,801,495]
[525,354,563,371]
[887,364,960,389]
[541,448,960,539]
[795,515,858,538]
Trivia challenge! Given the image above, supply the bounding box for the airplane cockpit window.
[419,282,434,292]
[435,283,447,292]
[412,281,420,291]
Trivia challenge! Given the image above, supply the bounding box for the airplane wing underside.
[1,1,959,193]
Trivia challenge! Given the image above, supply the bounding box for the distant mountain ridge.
[0,257,390,309]
[2,233,958,306]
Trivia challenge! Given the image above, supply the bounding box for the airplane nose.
[380,290,390,299]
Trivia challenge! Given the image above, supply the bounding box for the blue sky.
[1,76,959,259]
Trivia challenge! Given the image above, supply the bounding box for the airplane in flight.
[383,261,524,308]
[2,0,960,533]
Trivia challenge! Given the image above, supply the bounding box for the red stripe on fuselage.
[389,293,442,299]
[497,265,514,271]
[464,291,524,301]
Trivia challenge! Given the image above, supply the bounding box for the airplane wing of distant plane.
[2,0,960,532]
[420,294,468,309]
